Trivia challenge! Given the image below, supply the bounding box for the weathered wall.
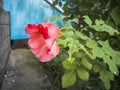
[0,0,10,88]
[0,0,3,8]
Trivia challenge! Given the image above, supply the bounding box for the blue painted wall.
[3,0,62,40]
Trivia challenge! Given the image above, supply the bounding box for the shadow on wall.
[11,39,28,49]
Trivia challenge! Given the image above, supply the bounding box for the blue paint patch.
[3,0,62,40]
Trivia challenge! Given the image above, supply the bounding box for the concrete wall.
[0,0,3,8]
[0,0,10,88]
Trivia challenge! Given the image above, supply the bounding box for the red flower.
[25,22,60,62]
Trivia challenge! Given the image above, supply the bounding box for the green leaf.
[103,56,118,75]
[86,39,98,48]
[77,66,89,81]
[86,39,104,58]
[75,31,89,40]
[98,41,114,55]
[82,58,92,70]
[57,30,74,47]
[83,15,92,26]
[70,18,79,24]
[101,24,119,35]
[112,52,120,65]
[100,71,111,89]
[96,41,119,75]
[93,65,101,72]
[57,37,73,48]
[106,71,114,81]
[68,40,79,58]
[63,30,74,37]
[67,58,75,63]
[73,52,81,58]
[95,19,105,26]
[79,44,95,59]
[62,70,76,88]
[98,40,120,65]
[92,46,104,58]
[111,6,120,25]
[62,59,77,70]
[57,39,68,47]
[91,21,119,35]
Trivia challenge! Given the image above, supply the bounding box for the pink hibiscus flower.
[25,22,60,62]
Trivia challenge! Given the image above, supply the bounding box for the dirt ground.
[1,49,54,90]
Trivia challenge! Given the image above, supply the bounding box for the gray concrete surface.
[0,6,10,87]
[1,49,54,90]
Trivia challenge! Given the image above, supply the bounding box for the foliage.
[53,0,120,51]
[111,6,120,25]
[44,0,120,90]
[56,16,120,90]
[53,0,120,25]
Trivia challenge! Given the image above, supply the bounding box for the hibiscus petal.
[43,22,59,40]
[28,33,45,49]
[45,38,55,49]
[30,45,47,59]
[25,22,60,62]
[42,22,60,48]
[31,44,51,62]
[38,42,59,62]
[30,42,59,62]
[48,42,60,58]
[25,24,40,34]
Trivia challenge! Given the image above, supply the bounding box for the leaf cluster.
[52,0,120,89]
[57,16,120,89]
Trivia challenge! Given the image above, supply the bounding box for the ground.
[1,49,54,90]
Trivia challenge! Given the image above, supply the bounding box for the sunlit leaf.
[75,31,89,40]
[77,66,89,81]
[68,40,79,58]
[83,15,92,26]
[112,53,120,65]
[70,18,79,23]
[86,39,104,58]
[91,21,119,35]
[62,70,76,88]
[86,39,98,48]
[79,44,95,59]
[62,59,77,70]
[57,38,69,47]
[101,24,119,35]
[98,40,120,65]
[103,56,118,75]
[57,30,74,47]
[82,58,92,70]
[92,46,104,58]
[62,30,74,37]
[95,19,105,26]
